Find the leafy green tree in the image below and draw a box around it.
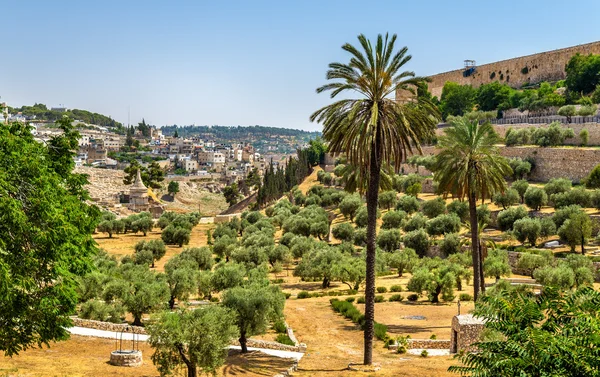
[407,258,456,303]
[354,206,381,228]
[493,188,520,210]
[311,33,440,365]
[580,128,590,146]
[403,213,428,232]
[162,225,191,247]
[294,246,343,288]
[123,160,165,189]
[434,118,511,300]
[386,248,419,277]
[507,158,532,180]
[426,214,461,236]
[223,183,241,206]
[134,239,167,268]
[512,217,541,246]
[524,186,547,211]
[181,247,214,271]
[339,194,362,221]
[164,254,199,309]
[148,306,238,377]
[405,182,422,197]
[447,200,469,222]
[378,191,397,210]
[439,233,462,256]
[168,181,179,198]
[421,197,446,218]
[483,249,511,282]
[332,222,355,242]
[439,82,476,119]
[516,250,553,278]
[558,212,592,254]
[511,180,529,203]
[0,119,101,356]
[551,187,592,209]
[565,53,600,94]
[476,81,512,111]
[377,229,402,252]
[497,206,528,231]
[333,254,367,290]
[211,263,245,292]
[381,210,407,229]
[403,229,430,257]
[450,287,600,376]
[222,283,285,353]
[558,105,577,123]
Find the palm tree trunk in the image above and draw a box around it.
[469,190,481,301]
[363,148,381,366]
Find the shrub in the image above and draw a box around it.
[426,214,461,236]
[403,229,430,257]
[377,229,402,252]
[396,195,420,214]
[477,204,491,225]
[580,129,589,146]
[357,296,366,304]
[284,292,291,299]
[512,180,529,203]
[353,227,367,247]
[459,293,473,301]
[447,200,469,222]
[430,334,437,340]
[389,294,403,302]
[276,334,295,346]
[551,188,591,209]
[273,320,287,334]
[439,233,461,256]
[79,300,124,323]
[407,293,419,302]
[297,291,311,299]
[376,286,388,293]
[539,217,557,239]
[374,295,386,303]
[403,213,427,232]
[355,206,380,228]
[513,217,542,245]
[553,205,584,228]
[345,297,355,303]
[421,197,447,218]
[421,349,429,358]
[524,187,548,211]
[578,104,598,117]
[545,178,572,196]
[332,223,355,243]
[497,206,529,231]
[374,323,388,341]
[390,285,403,292]
[493,188,520,209]
[382,210,407,229]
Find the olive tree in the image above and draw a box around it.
[386,248,419,277]
[134,239,166,268]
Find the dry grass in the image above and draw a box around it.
[0,336,296,377]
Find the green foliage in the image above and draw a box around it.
[580,128,590,146]
[512,218,541,245]
[447,200,469,222]
[553,205,585,228]
[297,291,310,299]
[222,283,285,352]
[493,188,520,209]
[396,195,420,214]
[381,210,407,229]
[123,161,165,189]
[211,263,246,292]
[578,104,598,117]
[223,183,241,206]
[276,334,295,346]
[354,206,380,228]
[376,286,388,293]
[497,206,529,231]
[405,182,422,197]
[403,229,430,257]
[558,211,592,253]
[147,306,238,377]
[407,294,419,302]
[167,181,179,197]
[450,287,600,376]
[511,180,529,203]
[0,119,102,356]
[439,233,462,256]
[377,229,402,252]
[403,213,427,232]
[458,293,473,301]
[407,258,456,303]
[507,158,532,180]
[439,81,476,119]
[524,186,548,211]
[386,248,419,277]
[426,214,461,236]
[565,53,600,94]
[378,190,398,210]
[134,239,166,268]
[79,299,124,323]
[587,164,600,189]
[161,225,191,247]
[516,250,553,278]
[421,197,447,218]
[545,178,572,196]
[551,187,591,209]
[339,194,362,221]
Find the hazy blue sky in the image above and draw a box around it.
[4,0,599,131]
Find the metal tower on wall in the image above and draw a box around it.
[463,60,476,77]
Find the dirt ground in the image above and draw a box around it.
[0,336,295,377]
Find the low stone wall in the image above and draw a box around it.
[407,339,451,350]
[71,317,147,334]
[230,339,306,353]
[109,350,143,367]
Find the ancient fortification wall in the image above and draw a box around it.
[412,145,600,183]
[422,41,600,98]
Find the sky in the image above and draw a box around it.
[3,0,600,131]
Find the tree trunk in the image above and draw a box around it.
[469,190,482,301]
[132,315,142,327]
[582,235,586,255]
[187,365,197,377]
[479,242,486,294]
[177,344,196,377]
[363,146,381,366]
[169,295,175,310]
[322,277,330,288]
[240,331,248,353]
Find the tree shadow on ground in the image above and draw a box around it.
[221,350,296,376]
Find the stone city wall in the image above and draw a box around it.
[421,41,600,98]
[411,145,600,183]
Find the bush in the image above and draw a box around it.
[497,206,529,231]
[553,205,584,228]
[512,180,529,203]
[376,287,388,294]
[403,213,428,232]
[459,293,473,301]
[551,188,591,209]
[273,320,287,334]
[79,300,124,323]
[345,297,355,303]
[580,129,589,146]
[355,206,380,228]
[477,204,491,225]
[374,323,388,341]
[276,334,295,346]
[493,188,520,209]
[377,229,402,252]
[357,296,366,304]
[390,285,403,292]
[513,217,542,245]
[396,195,420,214]
[403,229,430,257]
[375,295,386,303]
[389,294,403,302]
[353,228,367,247]
[447,200,469,222]
[297,291,311,299]
[332,223,355,243]
[524,186,548,211]
[421,349,429,358]
[426,214,461,236]
[545,178,572,196]
[439,233,461,256]
[381,210,407,229]
[284,292,291,299]
[407,293,419,302]
[421,197,446,218]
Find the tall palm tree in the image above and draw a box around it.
[433,118,511,301]
[310,33,439,365]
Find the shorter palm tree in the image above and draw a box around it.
[434,118,511,300]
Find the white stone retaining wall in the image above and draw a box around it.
[71,317,147,334]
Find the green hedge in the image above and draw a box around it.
[330,299,388,341]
